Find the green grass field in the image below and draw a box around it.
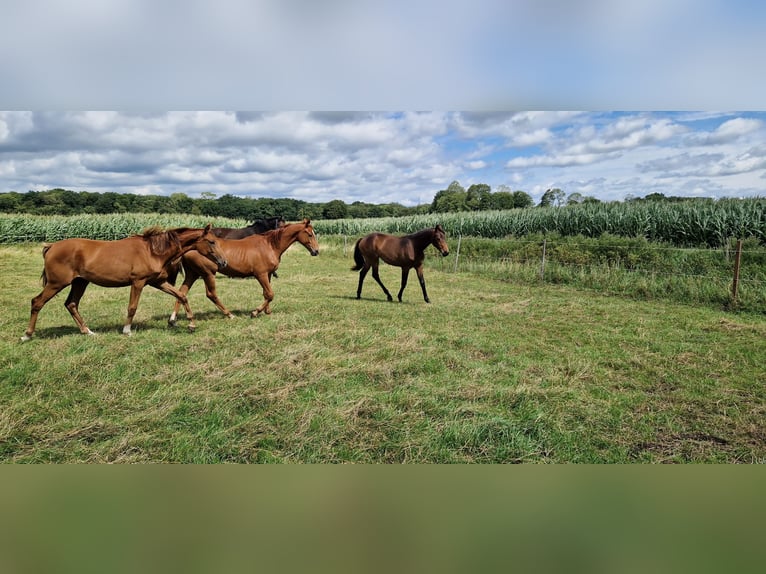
[1,238,764,462]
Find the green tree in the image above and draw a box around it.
[511,190,533,208]
[322,199,348,219]
[169,192,195,214]
[566,192,585,205]
[431,181,467,213]
[539,188,565,207]
[466,183,492,211]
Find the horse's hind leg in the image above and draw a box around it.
[356,266,369,299]
[201,273,234,318]
[22,282,67,341]
[371,263,393,301]
[252,273,274,317]
[397,268,411,302]
[64,278,95,335]
[168,272,197,327]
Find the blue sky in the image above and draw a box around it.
[1,111,764,205]
[1,2,765,206]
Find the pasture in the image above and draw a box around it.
[1,237,764,463]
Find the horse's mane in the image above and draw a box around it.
[139,226,187,257]
[406,227,436,240]
[261,225,286,249]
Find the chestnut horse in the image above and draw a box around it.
[168,219,319,325]
[166,216,287,286]
[21,225,227,341]
[351,225,449,303]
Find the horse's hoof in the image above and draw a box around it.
[187,325,196,333]
[20,334,31,342]
[168,319,177,328]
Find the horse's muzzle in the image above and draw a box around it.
[441,250,449,257]
[218,258,229,268]
[310,250,319,256]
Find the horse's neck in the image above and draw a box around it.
[271,226,301,255]
[408,229,433,252]
[167,231,196,263]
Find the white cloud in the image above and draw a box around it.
[1,111,765,205]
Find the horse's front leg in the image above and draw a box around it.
[252,272,274,317]
[123,282,147,335]
[415,264,430,303]
[154,281,198,332]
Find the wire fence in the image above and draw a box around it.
[340,234,766,312]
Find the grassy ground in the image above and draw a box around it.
[1,239,764,462]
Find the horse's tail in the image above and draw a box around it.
[350,239,365,271]
[40,243,52,286]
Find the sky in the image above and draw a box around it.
[2,1,765,207]
[1,111,765,206]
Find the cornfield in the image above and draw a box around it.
[1,197,764,248]
[0,213,247,243]
[315,198,766,248]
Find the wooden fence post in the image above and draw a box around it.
[453,234,462,273]
[540,239,547,280]
[731,239,743,301]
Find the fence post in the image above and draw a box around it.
[540,239,547,280]
[453,234,462,273]
[343,234,347,257]
[731,239,743,301]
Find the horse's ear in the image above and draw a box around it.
[204,223,212,233]
[303,218,311,225]
[435,224,443,232]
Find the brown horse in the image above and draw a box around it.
[351,225,449,303]
[21,225,227,341]
[212,216,286,239]
[168,219,319,325]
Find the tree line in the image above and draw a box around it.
[0,184,706,220]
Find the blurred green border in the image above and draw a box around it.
[1,466,763,574]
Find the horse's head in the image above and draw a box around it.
[298,218,320,256]
[432,224,449,257]
[193,224,228,268]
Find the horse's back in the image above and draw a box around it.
[214,228,249,239]
[185,234,272,277]
[359,232,415,266]
[42,236,149,286]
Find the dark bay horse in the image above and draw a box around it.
[21,225,227,341]
[212,216,286,239]
[351,225,449,303]
[168,219,319,324]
